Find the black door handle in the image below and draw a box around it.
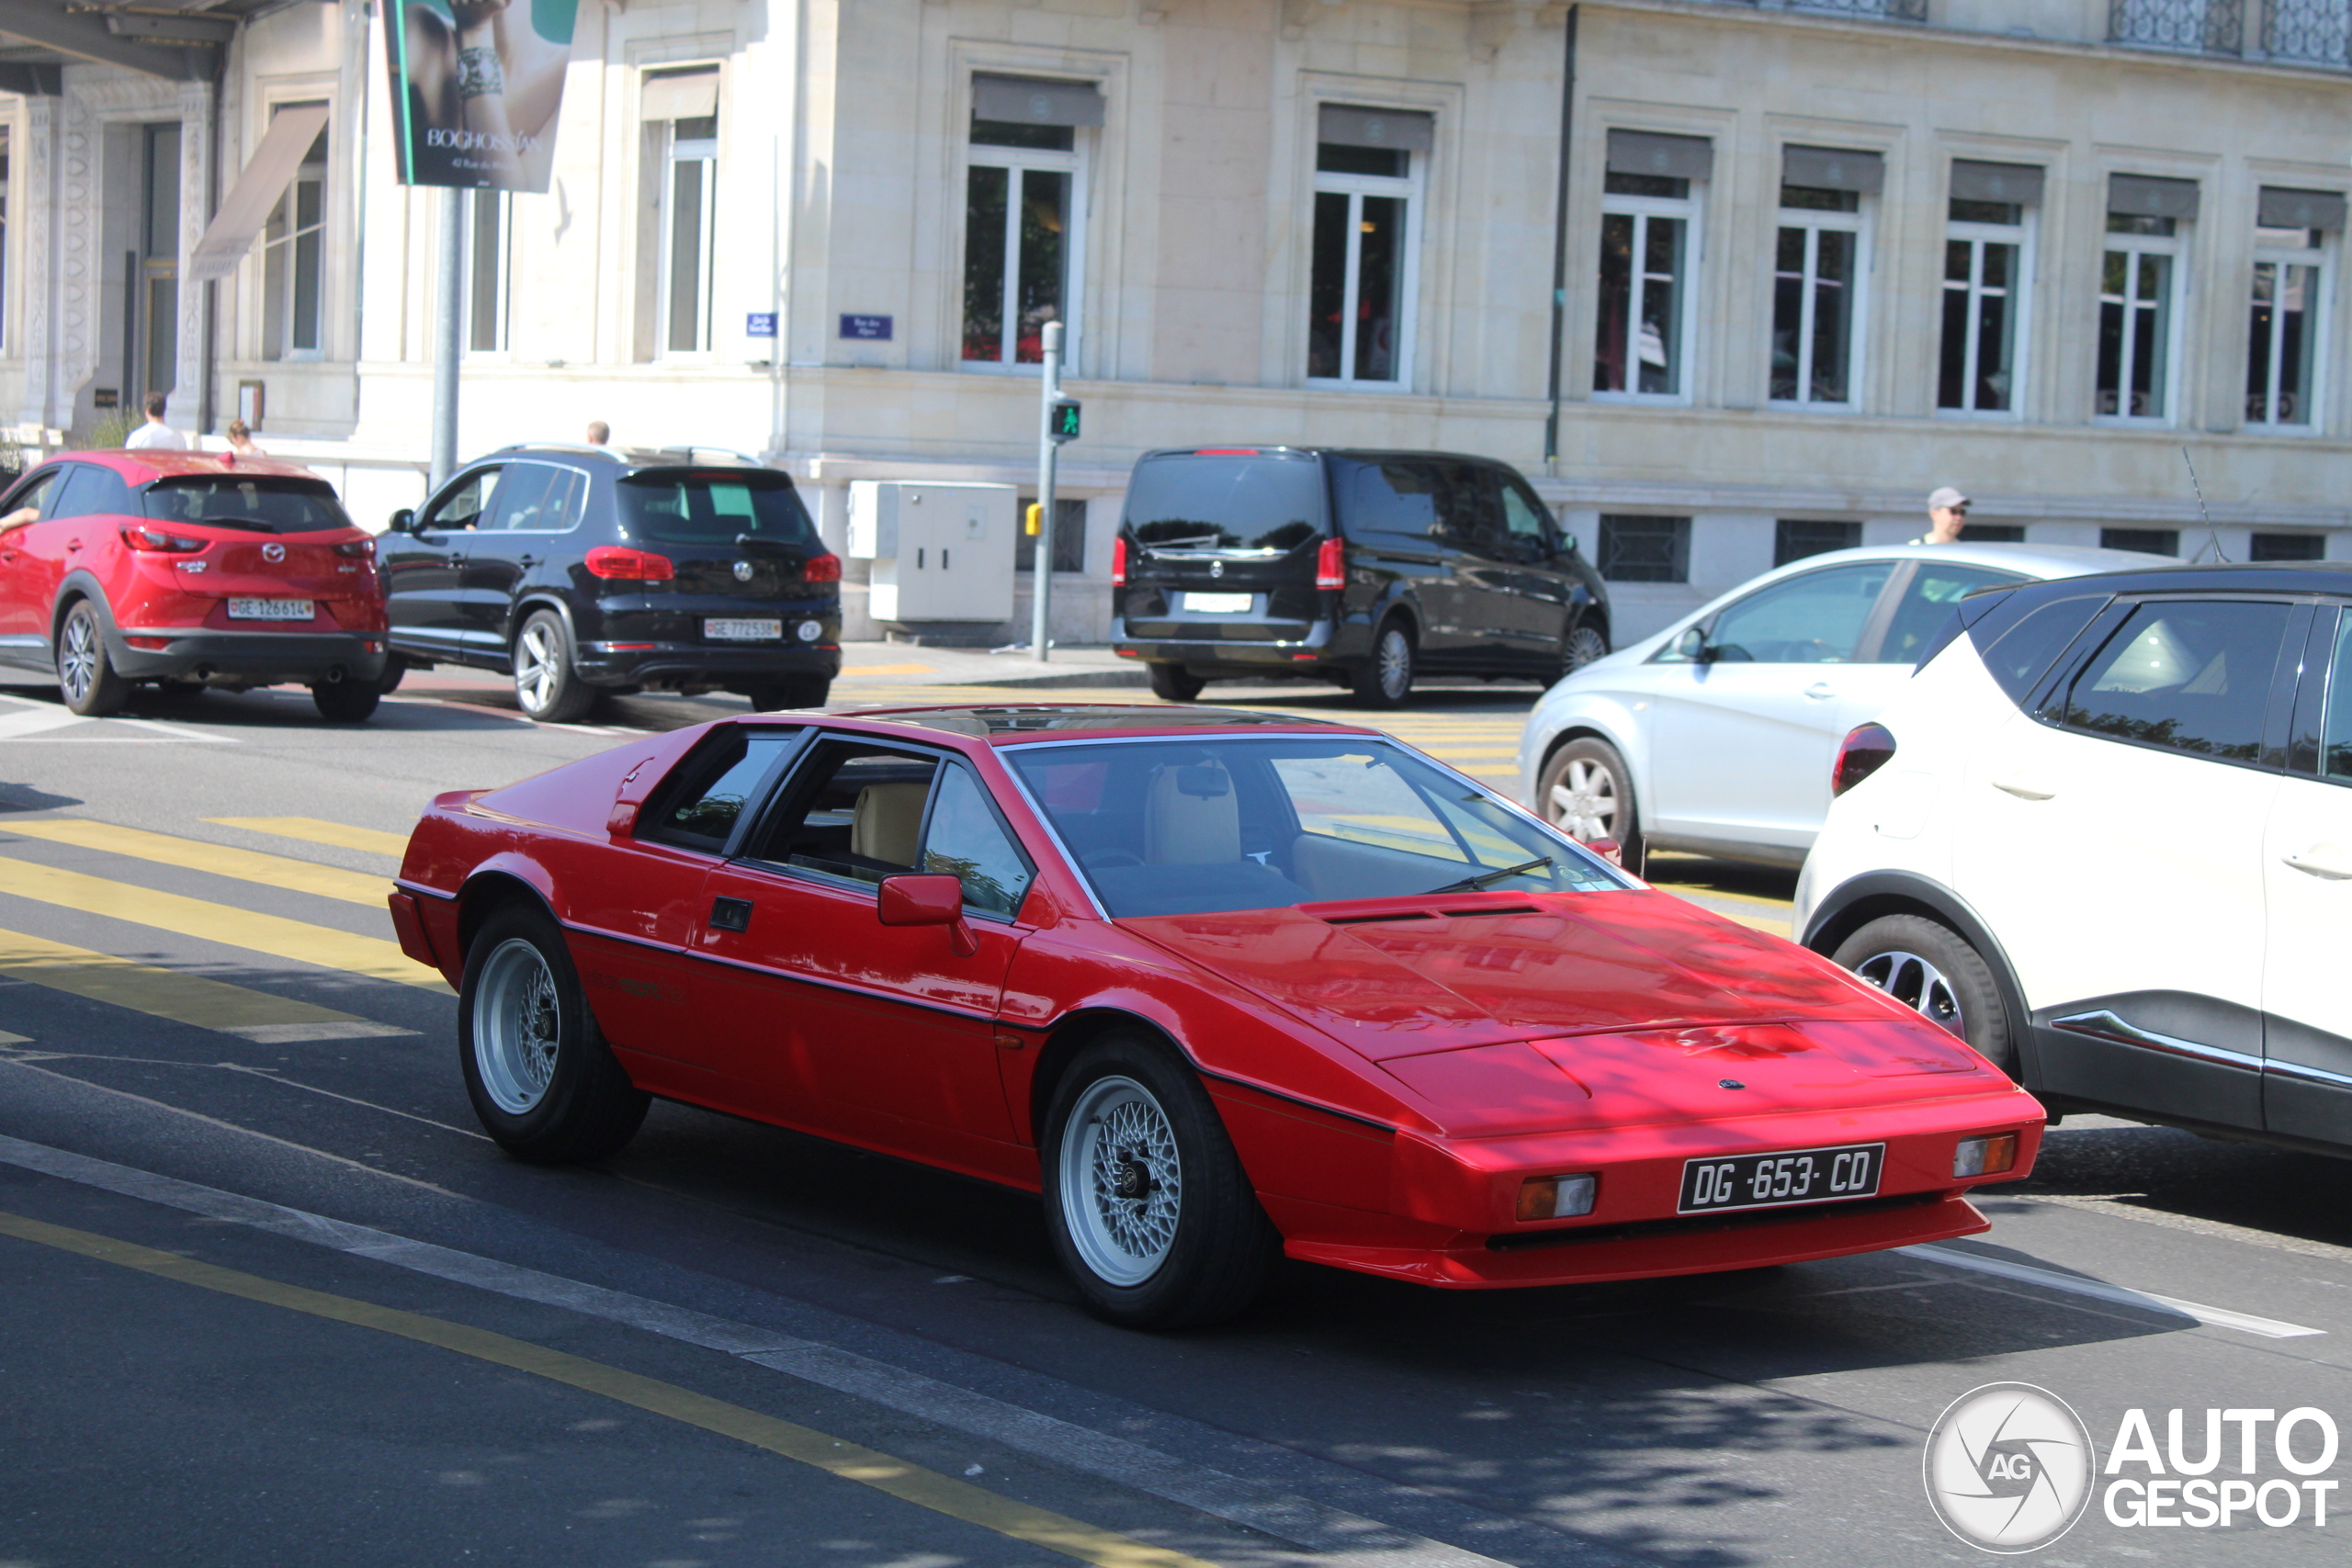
[515,555,540,569]
[709,897,752,932]
[447,553,468,567]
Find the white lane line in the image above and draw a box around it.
[1903,1244,2325,1338]
[109,716,237,742]
[0,706,88,739]
[0,1133,1537,1568]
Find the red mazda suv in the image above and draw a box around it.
[0,450,390,721]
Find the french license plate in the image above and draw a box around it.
[1678,1142,1883,1214]
[227,598,313,621]
[706,618,783,641]
[1182,592,1252,614]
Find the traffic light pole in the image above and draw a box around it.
[1031,320,1063,664]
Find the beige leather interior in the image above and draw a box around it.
[1144,764,1239,863]
[851,781,930,867]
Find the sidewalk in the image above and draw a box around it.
[835,642,1144,690]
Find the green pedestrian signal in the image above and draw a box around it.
[1049,399,1081,443]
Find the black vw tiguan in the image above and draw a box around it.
[380,446,840,721]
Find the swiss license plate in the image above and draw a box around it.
[227,598,313,621]
[1182,592,1252,614]
[1678,1143,1883,1214]
[706,618,783,641]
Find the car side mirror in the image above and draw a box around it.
[1674,626,1715,664]
[1559,531,1578,557]
[387,508,415,534]
[877,873,978,956]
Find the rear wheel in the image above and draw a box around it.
[55,601,129,717]
[1830,914,2016,1075]
[1559,621,1610,680]
[1349,620,1415,708]
[458,903,650,1163]
[512,610,598,723]
[745,676,831,711]
[1146,663,1206,703]
[311,680,380,723]
[1538,738,1639,867]
[377,653,409,694]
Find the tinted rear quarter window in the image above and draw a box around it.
[144,476,350,534]
[640,728,802,851]
[1338,458,1485,546]
[620,470,820,547]
[1972,593,2107,703]
[1123,454,1326,552]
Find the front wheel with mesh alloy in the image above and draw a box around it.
[1559,622,1610,680]
[55,602,129,717]
[1831,913,2015,1075]
[1042,1033,1278,1328]
[512,610,598,723]
[1349,621,1415,708]
[1146,663,1206,702]
[458,904,649,1163]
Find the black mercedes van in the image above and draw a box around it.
[1111,447,1609,706]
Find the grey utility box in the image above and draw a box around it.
[846,481,1018,623]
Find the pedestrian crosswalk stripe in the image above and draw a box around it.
[0,926,417,1039]
[207,817,411,858]
[6,819,390,907]
[0,857,446,991]
[1419,747,1521,759]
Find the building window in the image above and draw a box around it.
[1597,515,1690,582]
[465,189,510,355]
[1775,518,1860,566]
[1595,130,1709,400]
[1306,106,1428,386]
[262,125,327,362]
[1016,496,1087,573]
[1770,148,1878,408]
[963,74,1100,370]
[0,129,10,355]
[2246,188,2341,430]
[2251,531,2325,560]
[1939,162,2041,414]
[2098,175,2196,422]
[2101,526,2180,555]
[661,117,716,355]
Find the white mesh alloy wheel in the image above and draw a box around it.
[1058,1075,1184,1286]
[473,937,562,1114]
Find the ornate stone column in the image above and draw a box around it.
[175,78,212,428]
[16,93,54,429]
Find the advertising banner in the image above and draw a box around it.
[383,0,577,191]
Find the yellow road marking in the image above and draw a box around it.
[0,858,446,991]
[6,819,390,907]
[0,1210,1224,1568]
[1646,879,1799,914]
[207,817,411,858]
[838,662,939,677]
[0,926,413,1040]
[1706,908,1794,938]
[1418,748,1521,759]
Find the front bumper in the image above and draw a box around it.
[111,627,388,687]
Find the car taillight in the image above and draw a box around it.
[584,546,675,581]
[800,552,842,583]
[121,526,203,553]
[1832,722,1896,796]
[1315,536,1346,591]
[334,538,376,558]
[1111,536,1128,586]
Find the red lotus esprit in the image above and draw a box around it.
[390,705,2044,1327]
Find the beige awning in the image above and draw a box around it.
[187,103,330,283]
[642,69,718,122]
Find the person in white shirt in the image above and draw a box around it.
[124,392,187,452]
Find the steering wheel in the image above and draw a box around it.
[1082,848,1143,869]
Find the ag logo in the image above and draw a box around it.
[262,542,285,563]
[733,559,754,581]
[1923,1382,2095,1553]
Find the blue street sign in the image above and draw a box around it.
[745,311,777,337]
[840,314,894,341]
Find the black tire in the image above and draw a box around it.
[1537,737,1641,870]
[377,653,409,694]
[1041,1032,1279,1329]
[1146,663,1206,703]
[512,609,599,723]
[55,600,129,717]
[311,680,380,723]
[1349,618,1416,708]
[1558,620,1610,682]
[745,675,831,711]
[1830,913,2016,1075]
[458,903,650,1163]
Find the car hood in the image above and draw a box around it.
[1117,890,1921,1061]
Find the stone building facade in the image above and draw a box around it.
[0,0,2346,644]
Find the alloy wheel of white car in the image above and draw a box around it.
[1852,948,1966,1036]
[1549,757,1622,840]
[1058,1073,1184,1287]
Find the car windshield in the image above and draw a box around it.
[1123,454,1326,555]
[1006,736,1625,918]
[143,477,351,534]
[617,469,820,547]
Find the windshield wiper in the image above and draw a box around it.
[1423,856,1553,896]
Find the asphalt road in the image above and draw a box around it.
[2,666,2348,1567]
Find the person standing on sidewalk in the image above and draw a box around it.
[125,393,186,452]
[1913,486,1969,545]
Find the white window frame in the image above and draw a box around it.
[2245,225,2330,433]
[1938,206,2035,420]
[462,187,512,359]
[261,151,326,364]
[961,129,1088,375]
[1592,179,1701,406]
[1305,147,1423,391]
[2096,220,2188,425]
[656,120,718,359]
[1769,192,1869,412]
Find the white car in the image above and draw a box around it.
[1517,542,2173,867]
[1797,560,2352,1155]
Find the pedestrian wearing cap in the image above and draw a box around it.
[1914,487,1969,545]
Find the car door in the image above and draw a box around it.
[1338,459,1469,660]
[0,468,65,652]
[2260,604,2352,1145]
[690,736,1036,1180]
[382,465,501,661]
[1952,595,2295,1129]
[463,460,587,653]
[1645,560,1897,854]
[1444,469,1573,673]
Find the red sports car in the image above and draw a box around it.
[0,449,388,720]
[390,705,2044,1327]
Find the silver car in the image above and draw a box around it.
[1516,542,2175,868]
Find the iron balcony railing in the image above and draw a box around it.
[1745,0,1931,21]
[2109,0,2352,65]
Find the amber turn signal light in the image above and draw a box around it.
[1517,1174,1598,1222]
[1953,1133,2018,1179]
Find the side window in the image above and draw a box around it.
[639,728,803,852]
[750,740,942,888]
[920,764,1035,918]
[1347,461,1445,540]
[2062,600,2291,764]
[488,464,587,533]
[1497,479,1552,557]
[0,469,62,525]
[1871,565,2024,665]
[1975,594,2107,703]
[424,467,503,531]
[1694,563,1894,664]
[46,466,107,521]
[2322,614,2352,782]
